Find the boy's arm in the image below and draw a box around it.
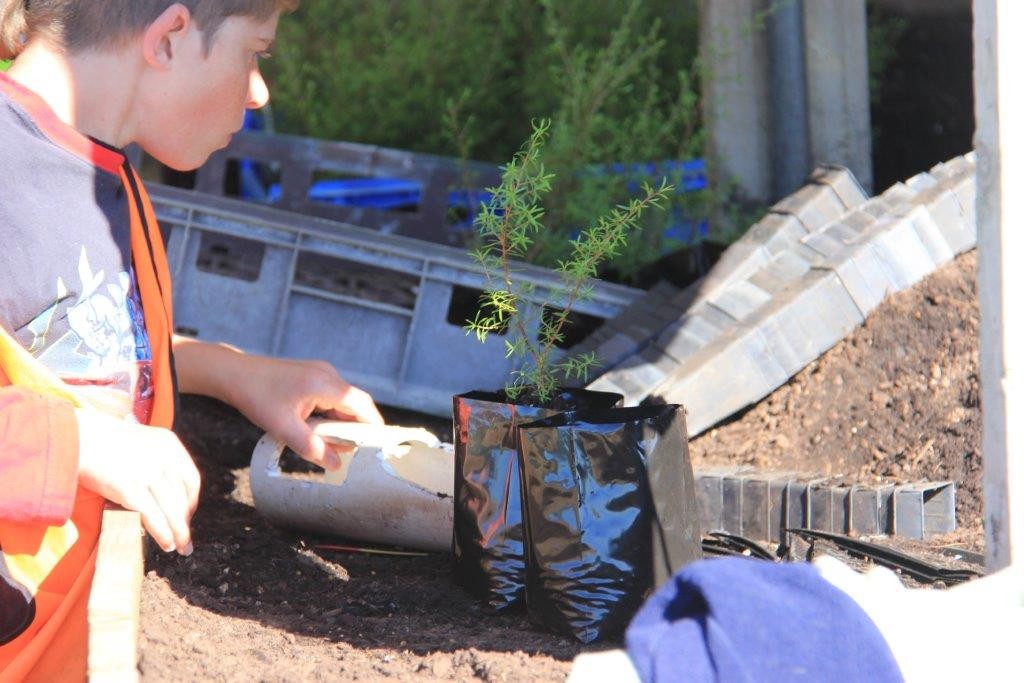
[172,335,383,471]
[0,390,199,555]
[0,387,79,525]
[75,407,200,554]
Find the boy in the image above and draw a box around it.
[0,1,382,678]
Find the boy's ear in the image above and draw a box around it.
[141,3,193,69]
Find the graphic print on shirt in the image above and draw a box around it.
[26,247,154,423]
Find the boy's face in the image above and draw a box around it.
[136,11,280,171]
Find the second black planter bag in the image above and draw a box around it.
[517,404,702,643]
[452,388,622,611]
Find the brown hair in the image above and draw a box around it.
[0,0,299,60]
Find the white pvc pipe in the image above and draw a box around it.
[249,421,454,552]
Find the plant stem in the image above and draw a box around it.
[535,189,665,376]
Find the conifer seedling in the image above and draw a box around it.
[466,119,673,404]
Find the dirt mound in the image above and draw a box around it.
[691,250,982,539]
[140,250,982,679]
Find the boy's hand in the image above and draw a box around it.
[76,408,201,555]
[172,337,385,471]
[224,356,384,471]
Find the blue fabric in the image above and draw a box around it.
[625,558,903,682]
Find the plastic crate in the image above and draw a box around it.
[151,184,642,417]
[197,129,709,246]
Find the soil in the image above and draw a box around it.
[140,399,579,683]
[139,250,983,681]
[689,250,983,546]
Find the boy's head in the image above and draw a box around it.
[0,1,298,59]
[0,1,299,170]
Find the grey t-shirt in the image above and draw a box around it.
[0,73,154,423]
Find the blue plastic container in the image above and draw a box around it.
[265,177,422,210]
[230,124,709,248]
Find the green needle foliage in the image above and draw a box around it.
[467,120,673,404]
[266,0,711,282]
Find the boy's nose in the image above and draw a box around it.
[247,68,270,109]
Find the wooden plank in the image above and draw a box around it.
[975,0,1024,570]
[87,507,144,682]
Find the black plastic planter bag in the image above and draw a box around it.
[452,388,623,611]
[517,404,701,643]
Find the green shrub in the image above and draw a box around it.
[266,1,699,164]
[516,0,709,279]
[266,1,717,282]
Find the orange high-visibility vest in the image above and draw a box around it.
[0,163,175,682]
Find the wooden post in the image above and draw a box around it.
[700,0,773,203]
[767,0,811,199]
[802,0,873,192]
[700,0,873,203]
[974,0,1024,570]
[87,507,144,682]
